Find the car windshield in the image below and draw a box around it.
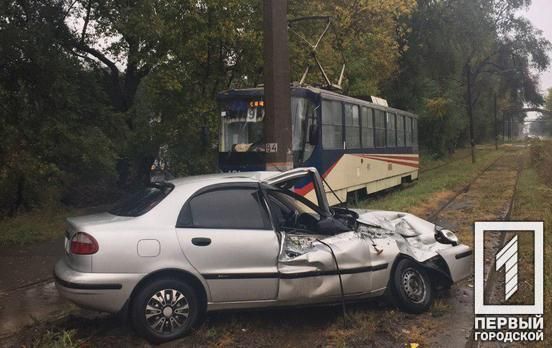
[109,183,174,217]
[269,190,320,219]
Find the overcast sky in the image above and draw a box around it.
[523,0,552,92]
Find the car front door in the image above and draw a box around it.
[263,186,375,303]
[175,183,280,302]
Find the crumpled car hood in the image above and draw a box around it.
[276,209,472,301]
[279,209,461,264]
[355,209,454,262]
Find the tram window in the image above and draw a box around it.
[405,117,413,146]
[322,100,343,149]
[397,114,405,147]
[344,104,360,149]
[292,97,317,162]
[386,112,396,147]
[361,107,374,148]
[374,109,386,147]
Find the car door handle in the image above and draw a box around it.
[191,237,211,246]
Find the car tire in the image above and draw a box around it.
[130,279,200,343]
[392,259,433,314]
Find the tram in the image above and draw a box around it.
[217,85,419,205]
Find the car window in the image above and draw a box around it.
[177,187,271,229]
[266,189,321,233]
[109,183,174,217]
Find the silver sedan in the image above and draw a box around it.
[54,167,472,343]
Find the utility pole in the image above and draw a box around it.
[494,93,498,150]
[263,0,292,171]
[466,64,476,163]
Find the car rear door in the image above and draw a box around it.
[175,183,280,302]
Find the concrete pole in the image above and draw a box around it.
[263,0,293,171]
[494,94,498,150]
[466,65,476,163]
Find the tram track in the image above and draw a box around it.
[420,149,525,348]
[426,155,505,223]
[464,154,524,348]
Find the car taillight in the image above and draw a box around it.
[70,232,99,255]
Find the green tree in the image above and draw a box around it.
[384,0,550,158]
[546,88,552,111]
[0,0,120,214]
[58,0,264,186]
[288,0,416,98]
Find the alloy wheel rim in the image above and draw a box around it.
[145,289,190,334]
[402,268,426,303]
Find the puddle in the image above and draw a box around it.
[0,281,73,338]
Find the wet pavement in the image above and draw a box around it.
[0,281,73,339]
[0,238,72,340]
[0,238,64,291]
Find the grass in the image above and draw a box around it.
[355,146,510,214]
[0,206,85,246]
[31,329,80,348]
[430,298,451,318]
[418,146,473,171]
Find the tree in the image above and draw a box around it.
[288,0,416,98]
[0,0,120,214]
[383,0,550,158]
[461,0,549,161]
[54,0,264,186]
[546,88,552,111]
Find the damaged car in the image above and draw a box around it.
[54,167,472,343]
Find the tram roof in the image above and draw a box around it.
[217,85,417,119]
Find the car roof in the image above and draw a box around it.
[167,171,281,188]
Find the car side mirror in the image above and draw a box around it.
[308,124,319,145]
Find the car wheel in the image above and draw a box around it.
[392,259,433,313]
[131,279,200,343]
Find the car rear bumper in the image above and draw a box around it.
[54,259,144,313]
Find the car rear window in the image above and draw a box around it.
[109,183,174,217]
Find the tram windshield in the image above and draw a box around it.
[220,99,265,152]
[219,97,317,161]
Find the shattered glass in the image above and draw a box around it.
[280,233,318,260]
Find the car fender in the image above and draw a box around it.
[436,244,473,283]
[127,267,212,309]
